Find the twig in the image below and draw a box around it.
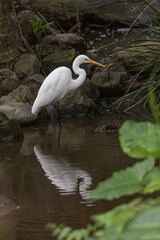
[37,11,63,48]
[69,23,82,32]
[11,3,47,76]
[52,16,65,33]
[12,12,34,54]
[76,0,81,32]
[117,54,156,110]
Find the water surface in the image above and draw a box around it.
[0,117,136,240]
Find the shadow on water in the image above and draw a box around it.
[0,116,138,240]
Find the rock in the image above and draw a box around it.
[0,69,20,96]
[80,78,100,103]
[0,84,40,124]
[14,53,40,78]
[91,65,127,97]
[24,74,44,85]
[42,33,87,53]
[59,89,97,117]
[0,112,24,142]
[93,1,152,25]
[39,43,61,59]
[20,0,155,28]
[0,193,17,217]
[0,84,39,105]
[0,103,37,124]
[94,124,119,133]
[114,41,160,73]
[17,10,37,46]
[21,0,89,23]
[42,49,78,74]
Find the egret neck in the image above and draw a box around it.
[71,57,87,91]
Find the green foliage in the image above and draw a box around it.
[143,173,160,193]
[92,198,151,232]
[113,0,160,111]
[118,207,160,240]
[149,87,160,123]
[19,93,23,101]
[48,198,160,240]
[92,199,160,240]
[119,120,160,158]
[48,105,160,239]
[47,76,160,238]
[89,157,154,200]
[47,223,72,240]
[29,16,54,42]
[47,223,91,240]
[98,206,160,240]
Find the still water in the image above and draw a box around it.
[0,116,136,240]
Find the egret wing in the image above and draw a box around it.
[32,67,72,114]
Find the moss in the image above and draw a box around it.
[42,49,78,74]
[83,86,100,103]
[59,101,97,117]
[0,112,24,142]
[0,0,17,63]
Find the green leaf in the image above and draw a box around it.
[120,207,160,240]
[119,120,160,159]
[93,198,143,232]
[99,206,160,240]
[89,158,155,200]
[19,93,23,101]
[57,226,71,240]
[149,88,160,123]
[143,174,160,194]
[93,197,160,236]
[67,229,89,240]
[29,15,53,42]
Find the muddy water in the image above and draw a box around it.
[0,116,137,240]
[83,27,152,55]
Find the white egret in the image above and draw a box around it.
[32,55,105,127]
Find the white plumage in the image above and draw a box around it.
[32,55,105,115]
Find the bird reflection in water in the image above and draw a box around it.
[34,145,94,206]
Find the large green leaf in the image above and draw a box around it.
[100,206,160,240]
[47,198,160,240]
[143,174,160,194]
[93,198,144,232]
[119,120,160,159]
[93,197,160,235]
[89,158,154,200]
[120,206,160,240]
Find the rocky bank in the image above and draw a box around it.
[0,0,157,136]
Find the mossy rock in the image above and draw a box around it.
[59,89,97,117]
[80,79,100,103]
[0,112,24,142]
[42,49,79,75]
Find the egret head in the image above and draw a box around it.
[75,55,105,68]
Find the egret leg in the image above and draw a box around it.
[51,107,56,133]
[47,104,62,130]
[56,102,62,129]
[47,105,56,132]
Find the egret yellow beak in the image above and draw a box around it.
[86,58,105,68]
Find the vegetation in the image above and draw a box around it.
[44,3,160,238]
[114,0,160,111]
[0,0,17,63]
[46,90,160,239]
[29,16,54,42]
